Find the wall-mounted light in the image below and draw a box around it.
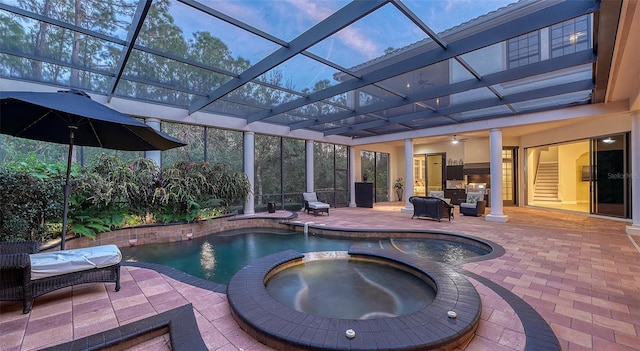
[569,32,584,45]
[602,137,615,144]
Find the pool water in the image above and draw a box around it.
[266,259,436,319]
[121,229,488,284]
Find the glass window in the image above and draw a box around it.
[315,142,337,206]
[375,153,389,202]
[282,138,305,208]
[0,134,143,167]
[335,145,349,207]
[205,128,243,173]
[508,31,540,69]
[254,134,281,210]
[361,150,389,202]
[502,149,513,202]
[551,15,591,58]
[0,135,68,164]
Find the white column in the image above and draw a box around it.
[243,132,255,215]
[349,146,357,207]
[486,128,509,222]
[144,118,161,166]
[627,112,640,235]
[306,140,314,192]
[401,138,414,214]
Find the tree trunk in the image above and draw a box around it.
[33,0,52,80]
[70,0,83,87]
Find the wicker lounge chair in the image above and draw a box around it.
[302,192,330,216]
[0,241,121,313]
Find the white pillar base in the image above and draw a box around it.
[349,203,357,208]
[486,214,509,223]
[626,225,640,236]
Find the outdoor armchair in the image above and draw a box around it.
[459,191,486,216]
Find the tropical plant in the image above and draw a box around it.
[152,161,250,222]
[0,148,253,240]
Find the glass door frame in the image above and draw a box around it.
[590,133,630,218]
[426,153,446,193]
[502,147,518,206]
[413,152,446,196]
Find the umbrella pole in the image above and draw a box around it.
[61,126,77,250]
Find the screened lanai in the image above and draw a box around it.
[1,0,638,227]
[0,0,608,135]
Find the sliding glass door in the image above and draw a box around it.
[361,150,389,203]
[591,134,629,217]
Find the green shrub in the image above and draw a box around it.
[0,167,63,242]
[1,154,253,240]
[1,217,30,242]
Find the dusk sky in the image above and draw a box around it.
[170,0,516,91]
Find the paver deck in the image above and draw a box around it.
[1,204,639,350]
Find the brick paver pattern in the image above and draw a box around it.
[1,204,639,351]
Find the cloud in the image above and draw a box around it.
[282,0,380,59]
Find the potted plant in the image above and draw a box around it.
[393,178,404,201]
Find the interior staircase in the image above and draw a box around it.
[534,162,560,202]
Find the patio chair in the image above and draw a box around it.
[459,191,486,217]
[0,241,121,313]
[302,192,330,216]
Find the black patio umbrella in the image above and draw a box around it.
[0,89,186,249]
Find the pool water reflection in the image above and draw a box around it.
[266,258,436,319]
[121,229,488,285]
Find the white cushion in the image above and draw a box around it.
[428,191,444,199]
[465,191,484,204]
[303,192,318,202]
[460,202,476,209]
[30,245,122,280]
[308,201,330,209]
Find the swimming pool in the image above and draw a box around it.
[120,228,489,285]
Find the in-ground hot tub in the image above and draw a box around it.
[266,251,436,320]
[227,247,481,351]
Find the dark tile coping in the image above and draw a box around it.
[456,268,561,351]
[41,304,206,351]
[227,248,481,351]
[120,226,557,351]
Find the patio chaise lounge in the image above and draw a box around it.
[0,241,121,313]
[302,192,330,216]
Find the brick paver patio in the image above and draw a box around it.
[1,204,639,350]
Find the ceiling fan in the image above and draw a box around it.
[451,135,467,144]
[417,73,433,86]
